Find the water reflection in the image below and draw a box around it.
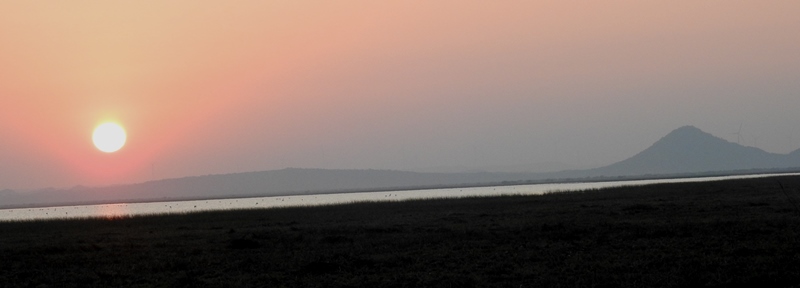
[96,204,130,220]
[1,172,797,221]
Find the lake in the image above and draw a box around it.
[2,172,798,221]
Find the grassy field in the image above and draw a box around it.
[2,175,800,287]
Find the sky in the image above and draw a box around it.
[1,1,799,190]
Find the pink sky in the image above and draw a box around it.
[2,1,800,189]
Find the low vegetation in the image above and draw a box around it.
[2,176,800,287]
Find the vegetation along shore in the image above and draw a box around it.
[2,175,800,287]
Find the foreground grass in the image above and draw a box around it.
[2,176,800,287]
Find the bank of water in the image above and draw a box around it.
[2,172,798,221]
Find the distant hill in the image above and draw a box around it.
[3,125,800,208]
[585,126,800,177]
[0,169,535,208]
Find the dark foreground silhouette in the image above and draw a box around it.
[2,175,800,287]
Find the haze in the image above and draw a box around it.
[2,1,799,190]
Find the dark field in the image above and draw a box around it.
[3,176,800,287]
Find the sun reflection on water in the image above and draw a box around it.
[96,203,130,220]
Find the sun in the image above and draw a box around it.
[93,122,127,153]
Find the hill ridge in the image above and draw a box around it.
[3,125,800,208]
[589,125,799,176]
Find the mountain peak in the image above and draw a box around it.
[661,125,713,141]
[652,125,727,149]
[669,125,704,134]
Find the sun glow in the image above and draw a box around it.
[93,123,127,153]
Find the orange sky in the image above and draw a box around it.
[2,1,800,189]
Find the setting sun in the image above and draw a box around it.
[92,123,127,153]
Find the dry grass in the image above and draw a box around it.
[2,176,800,287]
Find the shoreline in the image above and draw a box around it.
[0,173,800,221]
[3,168,800,212]
[2,175,800,287]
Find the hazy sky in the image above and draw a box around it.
[2,1,799,190]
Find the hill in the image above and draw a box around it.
[0,169,535,208]
[586,125,800,176]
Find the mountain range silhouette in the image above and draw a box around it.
[3,126,800,208]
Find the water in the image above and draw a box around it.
[2,172,798,221]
